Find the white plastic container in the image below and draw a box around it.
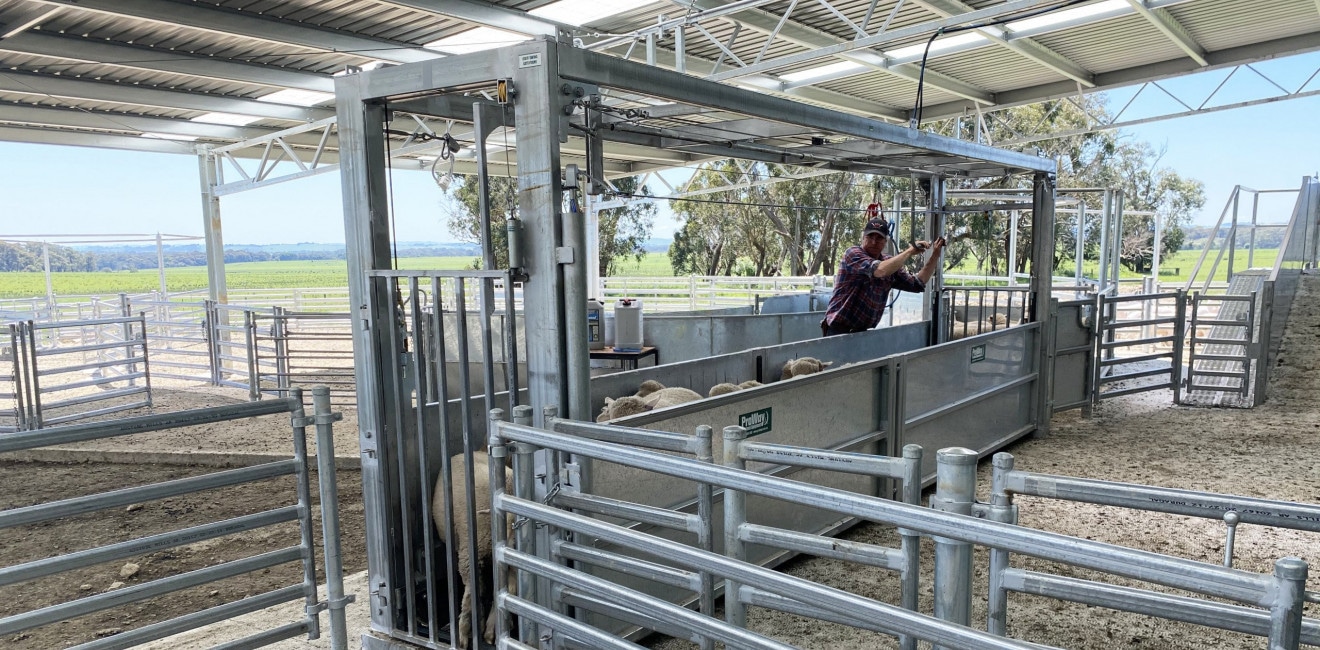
[614,298,644,352]
[587,299,605,350]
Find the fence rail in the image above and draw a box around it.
[0,389,351,650]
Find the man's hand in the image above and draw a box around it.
[910,240,931,253]
[928,236,947,257]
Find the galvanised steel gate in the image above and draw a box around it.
[1186,292,1257,402]
[1093,290,1186,403]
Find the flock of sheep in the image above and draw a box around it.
[596,356,834,422]
[949,311,1011,339]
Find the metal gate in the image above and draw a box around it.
[1185,292,1256,402]
[1093,291,1185,402]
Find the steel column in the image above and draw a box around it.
[931,447,976,646]
[197,145,228,304]
[1031,172,1056,436]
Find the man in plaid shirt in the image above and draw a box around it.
[822,216,945,337]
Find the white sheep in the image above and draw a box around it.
[643,387,703,410]
[431,451,515,649]
[708,382,742,397]
[597,395,651,422]
[738,380,762,389]
[780,357,832,380]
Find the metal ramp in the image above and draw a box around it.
[1183,271,1264,407]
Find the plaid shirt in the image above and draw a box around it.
[824,246,926,331]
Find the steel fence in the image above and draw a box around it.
[9,315,152,429]
[486,418,1314,650]
[0,389,351,650]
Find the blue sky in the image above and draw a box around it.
[1,53,1317,245]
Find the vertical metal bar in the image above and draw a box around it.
[1254,283,1273,405]
[10,324,28,431]
[138,315,153,408]
[430,277,462,646]
[1007,210,1018,286]
[156,232,168,298]
[1111,192,1125,293]
[1267,558,1307,650]
[1098,191,1111,294]
[511,405,537,645]
[453,278,486,650]
[674,26,686,74]
[563,187,590,423]
[488,418,513,650]
[932,446,976,647]
[721,425,749,629]
[1243,290,1256,398]
[407,277,441,644]
[313,387,350,650]
[384,278,419,637]
[1248,191,1259,269]
[898,443,922,650]
[41,241,54,313]
[1153,210,1164,284]
[1188,292,1200,392]
[25,322,42,429]
[245,309,260,400]
[1075,200,1086,285]
[121,294,137,388]
[503,276,520,411]
[1172,290,1186,405]
[987,452,1015,636]
[1031,173,1056,435]
[1228,189,1240,282]
[197,145,228,305]
[274,307,290,396]
[288,388,324,641]
[694,425,715,650]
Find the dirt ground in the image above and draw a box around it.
[4,276,1320,649]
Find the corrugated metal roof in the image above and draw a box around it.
[0,0,1313,170]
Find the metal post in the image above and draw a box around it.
[121,294,138,388]
[987,452,1016,636]
[156,232,168,297]
[1248,190,1260,269]
[287,389,324,642]
[1007,210,1018,286]
[674,25,686,74]
[1075,200,1086,286]
[1228,189,1240,282]
[898,443,922,650]
[1111,191,1125,293]
[1031,173,1057,437]
[585,195,602,301]
[1172,289,1186,405]
[510,404,538,645]
[1097,190,1111,294]
[510,40,569,426]
[197,145,228,304]
[721,425,749,629]
[313,387,351,650]
[927,175,945,330]
[488,414,513,650]
[41,241,54,313]
[695,425,715,650]
[1152,211,1163,285]
[563,181,590,424]
[244,309,260,400]
[1267,558,1307,650]
[931,447,977,645]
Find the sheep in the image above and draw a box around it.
[780,357,833,380]
[643,387,703,410]
[597,395,651,422]
[634,379,665,398]
[431,451,515,649]
[708,382,742,397]
[738,380,762,389]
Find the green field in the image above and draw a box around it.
[0,248,1280,300]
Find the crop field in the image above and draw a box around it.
[0,249,1278,300]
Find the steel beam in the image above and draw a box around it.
[910,0,1094,86]
[918,31,1320,122]
[0,3,61,39]
[685,0,994,104]
[0,124,201,154]
[0,31,336,91]
[1123,0,1208,66]
[558,46,1053,175]
[28,0,440,64]
[0,71,332,122]
[0,103,276,140]
[384,0,564,37]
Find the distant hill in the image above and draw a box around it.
[642,238,671,253]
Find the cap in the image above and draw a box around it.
[863,217,890,237]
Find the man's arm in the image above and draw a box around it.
[872,240,934,279]
[913,237,946,284]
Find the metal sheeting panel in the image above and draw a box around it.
[900,327,1036,480]
[1052,300,1094,412]
[1172,0,1320,51]
[1032,17,1185,73]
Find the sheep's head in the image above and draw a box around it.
[787,357,832,378]
[634,379,665,398]
[607,395,651,420]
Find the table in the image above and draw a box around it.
[589,346,659,371]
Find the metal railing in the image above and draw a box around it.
[8,315,152,429]
[989,451,1320,644]
[0,389,351,650]
[487,418,1313,649]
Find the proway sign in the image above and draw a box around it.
[738,407,772,436]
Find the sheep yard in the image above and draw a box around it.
[3,275,1320,649]
[0,388,369,650]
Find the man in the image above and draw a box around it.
[821,216,946,336]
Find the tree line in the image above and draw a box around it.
[0,241,480,273]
